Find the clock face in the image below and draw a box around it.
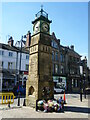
[34,21,40,33]
[42,22,49,32]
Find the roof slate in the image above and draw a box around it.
[0,43,29,54]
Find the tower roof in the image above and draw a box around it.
[35,5,48,19]
[32,6,52,24]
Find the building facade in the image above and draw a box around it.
[51,32,81,93]
[0,36,29,92]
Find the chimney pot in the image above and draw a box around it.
[8,36,14,46]
[25,31,31,47]
[70,45,74,51]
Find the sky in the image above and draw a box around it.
[88,1,90,68]
[0,2,89,66]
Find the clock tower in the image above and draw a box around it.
[26,7,54,107]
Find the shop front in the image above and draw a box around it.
[2,70,15,91]
[53,76,67,93]
[67,75,80,93]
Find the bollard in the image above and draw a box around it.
[18,97,20,106]
[8,101,10,108]
[36,100,38,111]
[80,92,82,102]
[84,90,86,99]
[18,92,20,106]
[23,98,26,106]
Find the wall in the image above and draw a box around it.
[0,48,29,71]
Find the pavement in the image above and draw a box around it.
[0,94,89,119]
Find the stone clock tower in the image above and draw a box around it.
[26,7,54,107]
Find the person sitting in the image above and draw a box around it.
[58,96,64,109]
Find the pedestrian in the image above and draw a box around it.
[58,96,64,109]
[58,96,63,104]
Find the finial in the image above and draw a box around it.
[41,4,43,10]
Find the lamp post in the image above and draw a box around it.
[79,65,83,102]
[17,35,26,106]
[83,73,86,99]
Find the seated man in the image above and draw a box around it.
[58,96,64,109]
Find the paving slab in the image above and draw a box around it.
[0,94,89,119]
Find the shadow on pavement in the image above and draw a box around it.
[65,106,90,114]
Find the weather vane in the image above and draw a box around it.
[41,4,43,10]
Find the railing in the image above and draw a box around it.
[0,92,15,105]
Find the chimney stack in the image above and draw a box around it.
[26,31,31,47]
[8,36,14,47]
[58,39,60,44]
[70,45,74,51]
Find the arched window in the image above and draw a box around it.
[28,86,34,95]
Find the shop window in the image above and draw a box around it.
[29,86,34,95]
[26,64,29,71]
[59,78,62,82]
[61,65,64,74]
[72,79,74,87]
[75,80,78,87]
[55,64,58,74]
[73,79,75,87]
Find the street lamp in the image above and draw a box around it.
[79,65,83,102]
[17,35,26,106]
[83,73,86,99]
